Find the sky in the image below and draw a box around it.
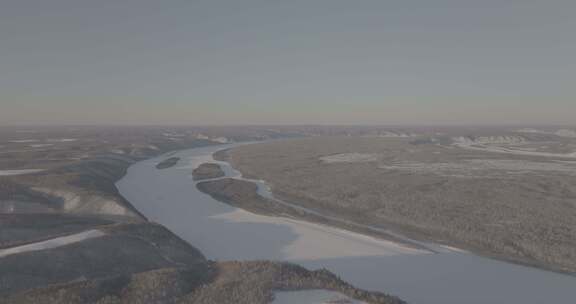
[1,0,575,126]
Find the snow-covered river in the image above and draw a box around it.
[116,144,575,304]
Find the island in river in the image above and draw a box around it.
[192,163,225,181]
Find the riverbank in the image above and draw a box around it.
[116,143,576,304]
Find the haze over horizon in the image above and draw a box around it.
[1,0,575,126]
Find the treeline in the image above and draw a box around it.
[2,261,405,304]
[184,261,405,304]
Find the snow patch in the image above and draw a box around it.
[9,139,39,143]
[15,130,38,133]
[0,230,105,258]
[453,142,576,159]
[555,129,576,138]
[0,169,44,176]
[212,137,230,143]
[516,128,576,138]
[32,187,135,217]
[515,128,548,134]
[371,131,416,138]
[46,138,78,142]
[163,132,186,137]
[30,144,54,148]
[320,153,379,164]
[452,135,526,145]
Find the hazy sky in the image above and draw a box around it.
[1,0,575,125]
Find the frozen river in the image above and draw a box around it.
[116,144,575,304]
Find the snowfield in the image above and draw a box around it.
[319,153,379,164]
[116,144,576,304]
[452,135,527,145]
[9,139,39,143]
[0,230,105,258]
[0,169,44,176]
[46,138,78,142]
